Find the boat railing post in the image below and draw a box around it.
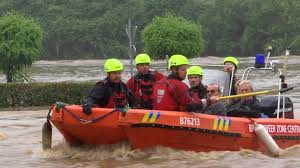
[246,68,254,79]
[281,48,290,118]
[242,67,253,80]
[265,46,272,68]
[282,93,285,118]
[276,70,283,119]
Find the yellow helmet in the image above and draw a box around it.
[187,66,204,76]
[224,56,239,68]
[135,53,151,65]
[168,54,189,69]
[104,58,123,72]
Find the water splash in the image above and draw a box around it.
[37,142,145,161]
[36,141,231,162]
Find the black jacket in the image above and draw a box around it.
[87,77,136,108]
[226,97,261,118]
[205,102,227,116]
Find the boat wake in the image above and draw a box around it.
[37,141,235,162]
[38,141,146,161]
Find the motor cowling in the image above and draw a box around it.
[259,96,294,118]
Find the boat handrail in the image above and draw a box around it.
[241,67,283,80]
[241,67,286,119]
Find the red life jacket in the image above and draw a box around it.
[106,91,128,108]
[153,78,181,111]
[106,88,128,108]
[134,72,156,109]
[97,79,129,108]
[190,89,201,101]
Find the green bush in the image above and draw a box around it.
[0,82,95,108]
[142,14,204,59]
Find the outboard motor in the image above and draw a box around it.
[259,96,294,119]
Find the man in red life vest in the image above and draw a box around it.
[153,54,219,112]
[82,58,136,115]
[126,53,165,109]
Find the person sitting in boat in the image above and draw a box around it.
[126,53,165,109]
[82,58,136,115]
[204,84,227,116]
[223,56,239,95]
[226,80,261,118]
[187,65,207,100]
[152,54,219,112]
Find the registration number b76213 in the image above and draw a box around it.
[179,117,200,126]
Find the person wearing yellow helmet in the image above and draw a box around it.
[187,66,207,102]
[167,54,190,80]
[82,58,136,115]
[126,53,165,109]
[223,56,239,73]
[223,56,240,95]
[153,54,219,112]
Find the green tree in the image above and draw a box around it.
[0,12,43,83]
[142,14,204,59]
[1,0,300,58]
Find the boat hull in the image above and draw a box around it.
[50,105,300,154]
[50,105,126,145]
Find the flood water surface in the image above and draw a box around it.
[0,56,300,168]
[2,110,300,168]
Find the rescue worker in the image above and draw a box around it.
[126,53,165,109]
[227,80,261,118]
[82,58,136,115]
[204,84,227,116]
[153,54,219,112]
[187,65,207,100]
[223,56,239,95]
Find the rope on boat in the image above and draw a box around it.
[54,102,128,125]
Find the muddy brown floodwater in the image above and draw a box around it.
[0,56,300,168]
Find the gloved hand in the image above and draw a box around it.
[82,100,93,115]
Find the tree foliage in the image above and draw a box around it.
[142,14,204,59]
[0,0,299,59]
[0,11,43,83]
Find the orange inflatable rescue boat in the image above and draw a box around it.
[44,54,299,156]
[47,104,300,156]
